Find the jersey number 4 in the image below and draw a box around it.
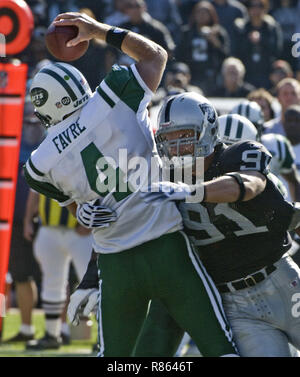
[81,142,133,202]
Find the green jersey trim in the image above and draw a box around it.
[97,86,116,108]
[23,164,71,203]
[281,138,295,171]
[104,64,145,113]
[28,157,44,177]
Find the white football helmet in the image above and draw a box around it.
[30,62,92,128]
[155,92,219,163]
[230,100,264,137]
[218,114,258,145]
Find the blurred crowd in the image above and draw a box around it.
[4,0,300,347]
[20,0,300,93]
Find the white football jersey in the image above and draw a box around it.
[24,64,183,253]
[261,133,295,177]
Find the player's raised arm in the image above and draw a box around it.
[53,12,168,92]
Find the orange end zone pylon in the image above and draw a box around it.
[0,0,33,335]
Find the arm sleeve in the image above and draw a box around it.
[23,157,71,205]
[97,64,153,114]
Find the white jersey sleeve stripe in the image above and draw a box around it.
[130,64,154,97]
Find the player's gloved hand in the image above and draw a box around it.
[141,181,205,204]
[67,288,98,326]
[76,199,117,229]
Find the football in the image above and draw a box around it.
[45,24,89,62]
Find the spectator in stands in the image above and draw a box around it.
[213,56,255,97]
[176,1,230,95]
[119,0,175,64]
[144,0,182,43]
[47,0,79,24]
[4,100,45,343]
[75,0,110,21]
[152,61,203,106]
[248,87,276,122]
[232,0,283,88]
[283,105,300,149]
[211,0,248,53]
[177,0,199,25]
[104,0,130,26]
[18,27,49,79]
[281,105,300,204]
[271,0,298,70]
[269,59,294,96]
[26,0,48,27]
[264,78,300,135]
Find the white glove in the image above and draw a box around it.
[67,288,98,326]
[76,200,117,229]
[141,181,205,204]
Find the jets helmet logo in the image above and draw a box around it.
[199,103,216,124]
[30,87,48,107]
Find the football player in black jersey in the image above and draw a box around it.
[134,92,300,357]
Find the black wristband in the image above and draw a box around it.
[225,173,246,202]
[106,27,129,51]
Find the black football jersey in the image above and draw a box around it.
[179,141,294,284]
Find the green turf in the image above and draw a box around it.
[0,310,98,357]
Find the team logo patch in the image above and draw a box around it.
[199,103,216,124]
[30,87,48,107]
[55,101,62,108]
[61,96,71,106]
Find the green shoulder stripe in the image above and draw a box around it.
[282,140,295,170]
[104,65,145,113]
[97,86,115,108]
[29,157,44,177]
[23,165,70,203]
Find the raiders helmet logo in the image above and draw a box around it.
[30,87,48,107]
[199,103,216,124]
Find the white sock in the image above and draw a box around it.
[61,322,70,336]
[46,318,62,338]
[20,324,34,336]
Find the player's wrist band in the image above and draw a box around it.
[225,173,246,202]
[106,27,129,51]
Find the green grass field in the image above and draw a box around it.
[0,309,98,357]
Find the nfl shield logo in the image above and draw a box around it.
[0,71,8,88]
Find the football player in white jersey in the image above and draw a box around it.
[24,12,238,357]
[218,113,288,198]
[230,100,300,202]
